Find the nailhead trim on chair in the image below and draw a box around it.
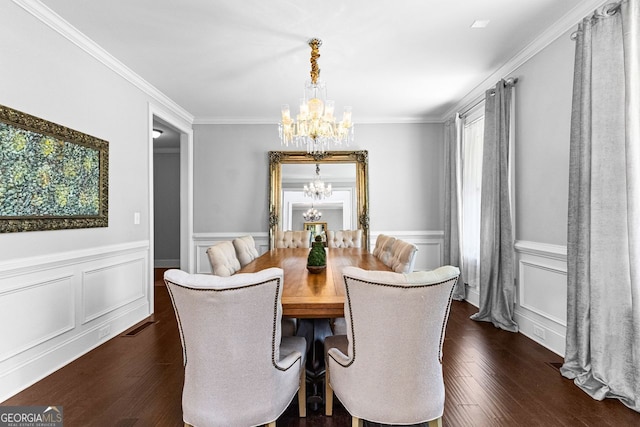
[327,275,459,367]
[164,277,301,370]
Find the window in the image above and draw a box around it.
[460,105,484,288]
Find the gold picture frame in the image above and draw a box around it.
[0,104,109,233]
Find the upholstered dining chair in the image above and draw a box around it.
[231,235,297,336]
[324,266,460,426]
[205,241,241,277]
[233,234,260,267]
[326,229,363,248]
[389,238,419,273]
[274,230,311,248]
[165,268,307,427]
[372,234,396,267]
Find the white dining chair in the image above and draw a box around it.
[165,268,307,426]
[233,235,260,267]
[326,230,362,248]
[324,265,460,426]
[205,241,241,276]
[372,234,397,268]
[389,239,419,273]
[274,230,311,248]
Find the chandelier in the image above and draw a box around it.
[279,38,354,154]
[304,164,332,200]
[302,205,322,222]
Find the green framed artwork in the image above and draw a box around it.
[0,104,108,232]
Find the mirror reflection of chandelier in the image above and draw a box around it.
[304,164,332,200]
[279,38,354,154]
[302,205,322,221]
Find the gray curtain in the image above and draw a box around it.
[560,0,640,412]
[470,81,518,332]
[443,114,465,300]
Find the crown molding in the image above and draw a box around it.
[13,0,194,125]
[440,0,609,121]
[192,116,445,125]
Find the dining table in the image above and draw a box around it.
[238,246,391,409]
[237,246,391,318]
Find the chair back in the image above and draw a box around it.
[389,239,419,273]
[275,230,311,248]
[327,266,460,424]
[164,268,305,426]
[233,235,260,267]
[206,241,241,276]
[326,230,363,248]
[372,234,396,267]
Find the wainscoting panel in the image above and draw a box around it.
[0,275,74,363]
[0,241,150,402]
[514,240,568,356]
[519,260,567,326]
[82,258,146,323]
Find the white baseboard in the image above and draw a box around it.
[154,258,180,268]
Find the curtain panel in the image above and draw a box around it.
[561,0,640,412]
[470,80,518,333]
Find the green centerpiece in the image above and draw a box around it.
[307,235,326,274]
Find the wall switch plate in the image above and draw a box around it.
[134,212,140,225]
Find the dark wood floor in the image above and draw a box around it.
[3,273,640,426]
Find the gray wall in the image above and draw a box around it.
[0,2,153,260]
[501,28,576,356]
[513,30,575,245]
[192,123,445,234]
[153,151,180,266]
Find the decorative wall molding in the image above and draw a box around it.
[192,116,444,125]
[0,241,151,401]
[0,241,149,278]
[515,240,567,261]
[82,258,146,323]
[0,275,74,363]
[518,260,567,327]
[514,240,568,356]
[12,0,194,125]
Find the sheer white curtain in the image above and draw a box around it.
[561,0,639,412]
[443,114,465,300]
[461,111,484,288]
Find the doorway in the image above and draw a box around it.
[148,106,193,301]
[152,117,181,277]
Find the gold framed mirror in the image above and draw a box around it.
[269,150,369,250]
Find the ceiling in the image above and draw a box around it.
[39,0,601,124]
